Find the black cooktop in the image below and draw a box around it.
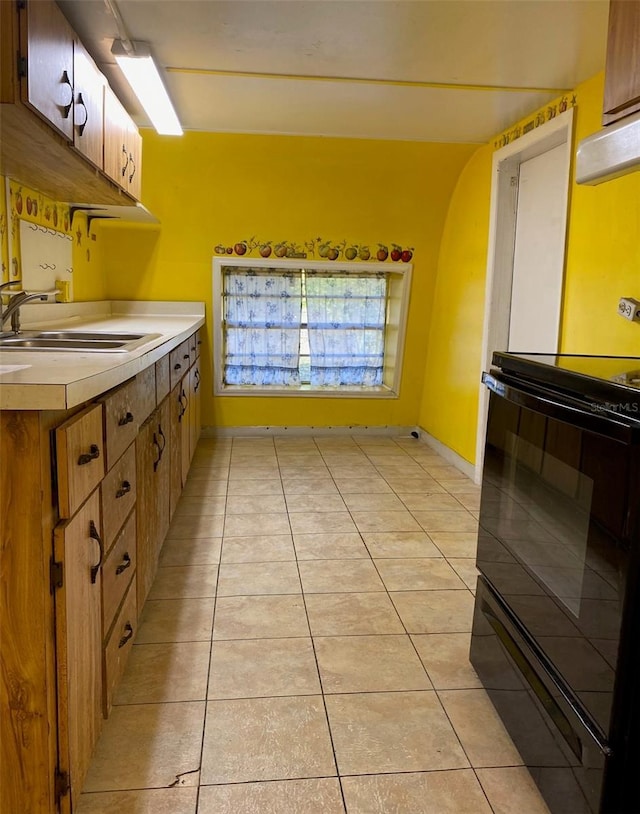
[491,352,640,417]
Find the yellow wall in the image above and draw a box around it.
[562,74,640,353]
[419,72,640,464]
[100,133,475,428]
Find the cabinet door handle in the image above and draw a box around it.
[152,432,162,472]
[75,91,88,135]
[118,622,134,648]
[121,144,129,177]
[78,443,100,466]
[128,152,136,184]
[157,423,166,452]
[60,70,73,118]
[89,520,104,584]
[115,480,131,499]
[115,552,132,575]
[118,411,134,426]
[194,368,200,393]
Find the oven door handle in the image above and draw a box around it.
[484,372,639,444]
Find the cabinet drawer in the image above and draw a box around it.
[101,377,140,470]
[137,364,157,427]
[102,509,136,638]
[56,403,105,519]
[156,354,170,404]
[170,340,191,391]
[103,577,137,717]
[101,443,136,550]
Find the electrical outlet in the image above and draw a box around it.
[618,297,640,322]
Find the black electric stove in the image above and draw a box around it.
[470,352,640,814]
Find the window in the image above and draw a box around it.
[213,257,411,397]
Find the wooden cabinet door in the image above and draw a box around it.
[180,376,191,486]
[135,416,160,609]
[53,490,103,808]
[603,0,640,125]
[135,400,170,609]
[21,0,74,139]
[103,84,142,200]
[189,362,201,461]
[156,397,171,545]
[126,119,142,199]
[72,40,104,168]
[103,85,128,190]
[169,382,183,520]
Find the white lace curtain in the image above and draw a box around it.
[306,272,387,386]
[223,269,303,385]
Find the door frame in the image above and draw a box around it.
[474,108,574,482]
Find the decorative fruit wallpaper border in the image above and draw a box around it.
[493,94,577,150]
[213,237,414,263]
[1,179,94,283]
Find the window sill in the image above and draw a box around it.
[215,383,398,399]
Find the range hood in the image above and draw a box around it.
[576,110,640,185]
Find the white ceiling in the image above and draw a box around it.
[58,0,610,143]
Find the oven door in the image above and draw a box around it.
[477,372,638,739]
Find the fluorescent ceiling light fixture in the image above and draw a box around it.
[111,40,183,136]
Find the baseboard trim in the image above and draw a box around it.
[415,428,477,482]
[201,425,417,439]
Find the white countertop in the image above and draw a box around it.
[0,301,205,410]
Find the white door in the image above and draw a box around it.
[475,109,574,482]
[508,143,567,352]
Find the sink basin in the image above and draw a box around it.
[34,331,148,341]
[0,330,162,352]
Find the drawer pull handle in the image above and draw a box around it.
[174,362,182,371]
[183,353,190,360]
[118,411,134,426]
[78,444,100,466]
[115,480,131,499]
[89,520,104,584]
[118,622,134,648]
[197,339,202,345]
[115,552,132,575]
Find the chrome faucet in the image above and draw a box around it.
[1,289,52,334]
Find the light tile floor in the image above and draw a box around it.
[77,435,551,814]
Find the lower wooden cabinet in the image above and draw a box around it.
[0,328,201,813]
[53,489,103,808]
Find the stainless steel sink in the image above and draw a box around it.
[0,330,162,352]
[34,331,148,341]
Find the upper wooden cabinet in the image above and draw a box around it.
[20,0,75,140]
[73,40,105,169]
[603,0,640,125]
[1,0,143,205]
